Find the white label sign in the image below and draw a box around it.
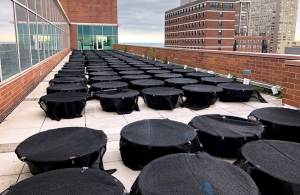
[284,104,298,110]
[243,78,250,85]
[168,61,170,64]
[147,57,148,59]
[271,86,278,95]
[227,74,232,78]
[208,71,214,74]
[184,65,187,69]
[196,68,199,72]
[155,58,157,61]
[142,55,144,58]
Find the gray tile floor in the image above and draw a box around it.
[0,52,283,191]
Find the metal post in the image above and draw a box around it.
[13,1,22,73]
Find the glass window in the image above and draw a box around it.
[83,25,93,35]
[93,26,102,35]
[17,0,27,6]
[28,0,36,12]
[37,17,44,61]
[83,36,93,50]
[78,35,83,50]
[103,26,112,35]
[36,0,42,16]
[16,4,31,71]
[0,0,19,80]
[42,0,47,18]
[44,21,49,58]
[113,26,118,36]
[29,11,39,65]
[78,25,83,35]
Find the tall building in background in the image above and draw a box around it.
[60,0,119,50]
[165,0,250,51]
[181,0,197,6]
[249,0,299,54]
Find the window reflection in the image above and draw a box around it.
[16,4,31,71]
[0,0,19,80]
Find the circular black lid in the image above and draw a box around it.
[2,168,125,195]
[172,69,196,74]
[132,64,153,68]
[15,127,106,162]
[58,69,85,73]
[162,66,183,70]
[49,77,86,85]
[91,81,128,90]
[142,87,183,96]
[130,79,164,87]
[94,89,139,99]
[62,66,85,70]
[217,83,257,91]
[249,107,300,127]
[239,140,300,183]
[135,152,260,195]
[90,76,122,82]
[54,72,86,78]
[115,67,138,72]
[140,67,162,71]
[165,78,199,85]
[47,84,87,92]
[110,65,131,68]
[89,71,118,77]
[146,70,171,75]
[87,66,109,69]
[182,84,223,93]
[40,92,89,102]
[186,72,215,78]
[201,77,234,84]
[88,68,113,72]
[154,73,183,79]
[189,114,265,138]
[119,71,145,75]
[122,75,151,81]
[121,119,197,146]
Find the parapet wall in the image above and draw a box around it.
[114,44,300,108]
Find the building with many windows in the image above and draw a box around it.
[164,0,250,50]
[249,0,299,53]
[280,41,300,54]
[233,34,271,53]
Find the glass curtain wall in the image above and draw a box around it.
[78,25,118,50]
[0,0,70,82]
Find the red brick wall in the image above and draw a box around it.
[70,24,78,50]
[0,48,71,121]
[114,44,300,86]
[60,0,118,24]
[283,62,300,108]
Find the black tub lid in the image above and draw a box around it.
[217,83,257,91]
[249,107,300,127]
[121,119,197,146]
[165,78,199,84]
[135,152,260,195]
[1,168,125,195]
[182,84,223,93]
[142,87,183,96]
[189,114,265,138]
[15,127,106,162]
[130,79,164,86]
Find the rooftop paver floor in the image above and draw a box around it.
[0,52,283,191]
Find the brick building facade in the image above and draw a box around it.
[164,0,250,51]
[60,0,119,50]
[234,34,271,53]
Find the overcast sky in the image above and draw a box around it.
[118,0,300,43]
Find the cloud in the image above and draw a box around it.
[118,0,180,43]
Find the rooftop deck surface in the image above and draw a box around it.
[0,52,283,192]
